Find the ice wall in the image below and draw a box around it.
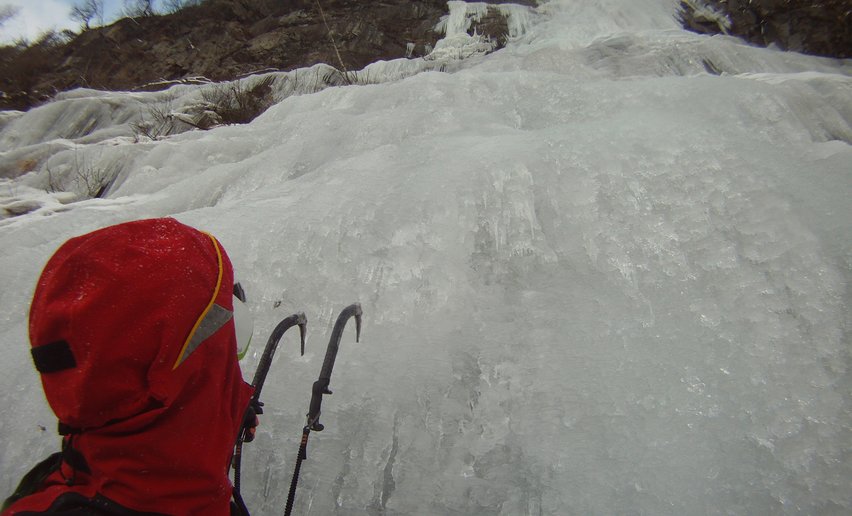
[437,1,537,39]
[1,0,850,514]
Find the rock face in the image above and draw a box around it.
[679,0,851,59]
[0,0,537,111]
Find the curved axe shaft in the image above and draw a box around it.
[233,311,307,512]
[306,303,362,431]
[251,312,307,401]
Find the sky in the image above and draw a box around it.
[0,0,126,43]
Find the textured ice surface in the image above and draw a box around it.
[1,0,850,514]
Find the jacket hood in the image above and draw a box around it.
[11,218,252,515]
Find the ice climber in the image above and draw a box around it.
[2,218,258,515]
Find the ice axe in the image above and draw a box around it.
[232,312,307,516]
[284,303,362,516]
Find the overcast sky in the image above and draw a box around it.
[0,0,128,43]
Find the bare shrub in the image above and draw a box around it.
[0,31,71,109]
[162,0,203,13]
[45,151,117,199]
[44,163,62,194]
[131,104,178,140]
[70,0,105,30]
[130,93,185,140]
[199,0,280,17]
[123,0,156,18]
[73,162,112,198]
[0,5,20,28]
[131,78,275,141]
[200,76,276,125]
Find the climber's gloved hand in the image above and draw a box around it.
[243,400,263,443]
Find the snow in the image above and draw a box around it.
[1,0,851,514]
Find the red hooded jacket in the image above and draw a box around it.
[4,218,253,515]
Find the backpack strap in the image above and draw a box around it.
[1,453,63,511]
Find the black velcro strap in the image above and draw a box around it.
[58,422,82,436]
[31,340,77,373]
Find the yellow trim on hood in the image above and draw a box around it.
[172,233,224,369]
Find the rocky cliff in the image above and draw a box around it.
[0,0,535,111]
[679,0,851,59]
[2,0,848,113]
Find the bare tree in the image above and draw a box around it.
[123,0,156,18]
[70,0,104,30]
[162,0,203,13]
[162,0,183,13]
[0,4,21,28]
